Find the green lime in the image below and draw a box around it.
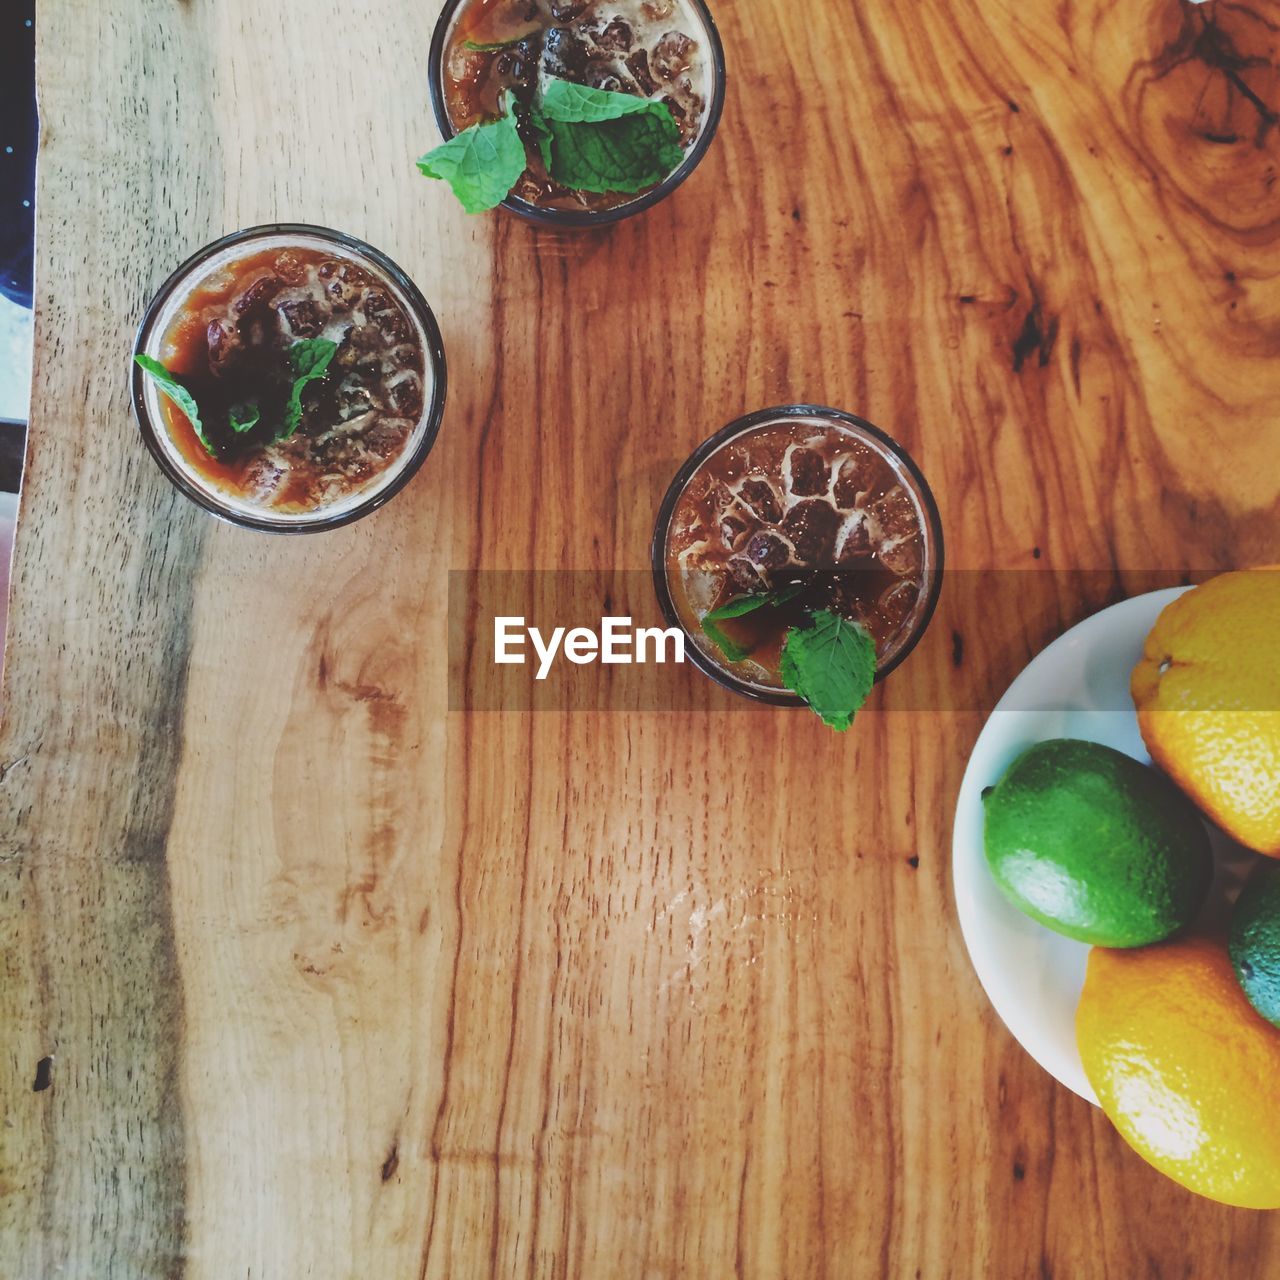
[982,739,1213,948]
[1230,862,1280,1028]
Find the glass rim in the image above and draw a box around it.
[130,222,449,535]
[651,404,947,707]
[427,0,727,228]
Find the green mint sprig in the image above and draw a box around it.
[281,338,338,440]
[417,94,527,214]
[461,18,542,52]
[134,354,217,457]
[527,102,555,173]
[700,588,878,731]
[537,79,661,124]
[418,78,685,213]
[535,79,684,194]
[229,402,261,434]
[779,611,877,732]
[134,338,337,453]
[546,105,684,195]
[701,585,803,664]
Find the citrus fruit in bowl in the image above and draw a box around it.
[1077,934,1280,1209]
[1131,568,1280,856]
[982,739,1213,948]
[1230,861,1280,1029]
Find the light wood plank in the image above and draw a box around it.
[2,0,1278,1276]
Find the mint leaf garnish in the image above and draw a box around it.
[779,611,877,732]
[544,109,685,194]
[417,78,687,211]
[229,401,260,435]
[527,102,554,173]
[539,80,667,125]
[463,37,535,53]
[779,632,803,695]
[280,338,338,440]
[700,585,804,664]
[417,94,526,214]
[461,20,540,52]
[134,354,216,458]
[701,618,750,664]
[538,81,684,193]
[704,584,803,623]
[289,337,337,379]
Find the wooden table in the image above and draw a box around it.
[2,1,1277,1275]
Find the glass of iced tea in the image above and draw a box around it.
[428,0,725,225]
[653,406,945,712]
[131,224,447,533]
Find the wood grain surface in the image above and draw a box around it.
[2,0,1279,1276]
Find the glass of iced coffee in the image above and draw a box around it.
[653,406,944,725]
[425,0,725,224]
[131,225,447,533]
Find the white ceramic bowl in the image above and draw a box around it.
[952,587,1256,1103]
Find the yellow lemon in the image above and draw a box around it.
[1077,935,1280,1208]
[1132,568,1280,856]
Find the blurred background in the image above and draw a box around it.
[1,0,34,427]
[0,301,31,426]
[0,0,36,673]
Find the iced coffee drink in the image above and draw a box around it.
[654,407,943,726]
[131,225,447,532]
[425,0,725,222]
